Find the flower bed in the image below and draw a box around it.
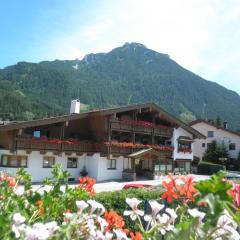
[0,166,239,239]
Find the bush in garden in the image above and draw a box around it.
[197,161,225,175]
[94,187,164,230]
[0,165,240,239]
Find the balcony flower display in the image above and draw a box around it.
[121,119,170,129]
[104,141,174,152]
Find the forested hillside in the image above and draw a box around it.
[1,42,240,130]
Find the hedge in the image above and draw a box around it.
[93,187,164,230]
[197,161,225,175]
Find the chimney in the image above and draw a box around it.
[70,99,80,114]
[223,121,228,129]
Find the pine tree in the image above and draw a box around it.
[215,116,222,127]
[203,140,228,165]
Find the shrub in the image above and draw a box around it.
[197,161,225,175]
[93,187,164,230]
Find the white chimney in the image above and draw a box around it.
[70,99,80,114]
[223,121,228,129]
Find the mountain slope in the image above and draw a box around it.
[0,42,240,130]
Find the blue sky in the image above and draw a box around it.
[0,0,240,94]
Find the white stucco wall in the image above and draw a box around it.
[0,150,128,182]
[97,156,126,181]
[172,127,194,161]
[0,150,86,182]
[84,154,100,180]
[192,122,240,160]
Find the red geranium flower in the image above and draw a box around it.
[78,176,96,195]
[177,176,197,201]
[104,210,125,230]
[161,177,179,203]
[130,232,143,240]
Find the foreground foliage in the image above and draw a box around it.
[0,165,239,239]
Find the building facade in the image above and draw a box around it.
[0,103,204,182]
[190,120,240,161]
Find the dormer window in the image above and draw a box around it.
[207,131,214,138]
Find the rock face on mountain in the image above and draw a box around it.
[0,42,240,130]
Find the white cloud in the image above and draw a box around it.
[24,0,240,93]
[84,18,113,37]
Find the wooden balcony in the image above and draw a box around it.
[15,137,107,154]
[154,127,173,137]
[15,137,173,158]
[110,120,133,132]
[110,119,173,137]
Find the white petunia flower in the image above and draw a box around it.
[188,208,205,222]
[113,229,129,240]
[87,200,105,215]
[63,212,74,222]
[156,213,175,235]
[104,231,113,240]
[124,198,144,220]
[14,187,24,196]
[165,208,177,222]
[97,216,108,231]
[157,213,170,225]
[13,223,26,238]
[149,201,164,216]
[25,223,50,240]
[13,213,26,225]
[126,198,141,210]
[76,200,88,214]
[44,221,59,236]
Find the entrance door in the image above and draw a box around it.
[135,159,144,176]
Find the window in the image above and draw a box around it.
[124,158,132,169]
[0,155,28,168]
[33,130,41,138]
[202,143,206,148]
[67,157,78,168]
[178,142,192,153]
[229,143,236,150]
[207,131,214,138]
[107,159,116,169]
[43,156,55,168]
[207,143,211,149]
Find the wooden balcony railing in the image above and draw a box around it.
[110,119,173,137]
[15,137,108,154]
[15,136,173,158]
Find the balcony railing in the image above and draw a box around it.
[15,136,173,158]
[15,137,107,153]
[110,119,173,137]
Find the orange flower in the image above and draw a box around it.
[0,174,16,188]
[229,183,240,208]
[177,176,197,201]
[36,200,45,216]
[161,177,179,203]
[130,232,142,240]
[78,176,96,195]
[104,210,125,230]
[197,201,208,207]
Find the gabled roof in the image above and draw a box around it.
[0,102,205,139]
[190,119,240,137]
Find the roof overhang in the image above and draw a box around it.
[0,102,206,139]
[128,148,163,159]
